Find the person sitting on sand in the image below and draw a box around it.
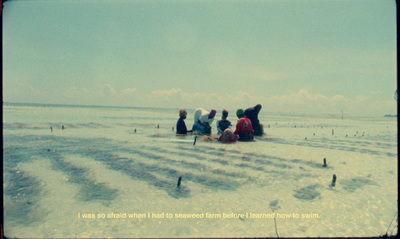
[217,109,232,135]
[244,104,264,136]
[192,108,216,135]
[176,109,192,135]
[218,128,236,143]
[234,109,254,141]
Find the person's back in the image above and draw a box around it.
[193,108,206,124]
[217,109,232,134]
[176,117,187,134]
[192,108,216,134]
[217,119,231,134]
[244,104,263,136]
[176,109,191,135]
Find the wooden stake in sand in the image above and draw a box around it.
[177,176,182,187]
[331,174,337,187]
[323,158,327,167]
[271,209,279,238]
[193,136,197,145]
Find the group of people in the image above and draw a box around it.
[176,104,264,143]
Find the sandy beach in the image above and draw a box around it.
[3,103,397,238]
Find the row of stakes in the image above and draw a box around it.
[85,125,336,188]
[46,149,335,188]
[305,130,365,140]
[176,157,337,189]
[324,158,337,187]
[50,126,65,132]
[131,126,191,188]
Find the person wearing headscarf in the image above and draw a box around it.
[234,109,254,141]
[217,109,232,135]
[218,128,236,143]
[192,108,217,135]
[244,104,264,136]
[176,109,192,135]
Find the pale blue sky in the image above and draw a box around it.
[2,0,397,116]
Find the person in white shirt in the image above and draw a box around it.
[192,108,216,135]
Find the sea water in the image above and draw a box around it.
[3,103,398,238]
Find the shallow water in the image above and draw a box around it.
[3,103,398,238]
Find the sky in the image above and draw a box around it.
[2,0,397,117]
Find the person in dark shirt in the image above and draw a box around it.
[244,104,264,136]
[176,109,192,135]
[217,109,232,134]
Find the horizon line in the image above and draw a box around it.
[3,101,394,119]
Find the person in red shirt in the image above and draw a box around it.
[234,109,254,141]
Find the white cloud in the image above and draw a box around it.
[56,84,138,106]
[332,95,349,103]
[141,88,391,117]
[368,90,382,95]
[152,88,183,97]
[259,89,396,116]
[7,83,394,117]
[99,84,117,96]
[354,95,367,103]
[121,88,137,95]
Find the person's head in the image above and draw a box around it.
[236,109,244,118]
[255,104,262,112]
[209,109,216,119]
[179,109,187,119]
[222,109,228,119]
